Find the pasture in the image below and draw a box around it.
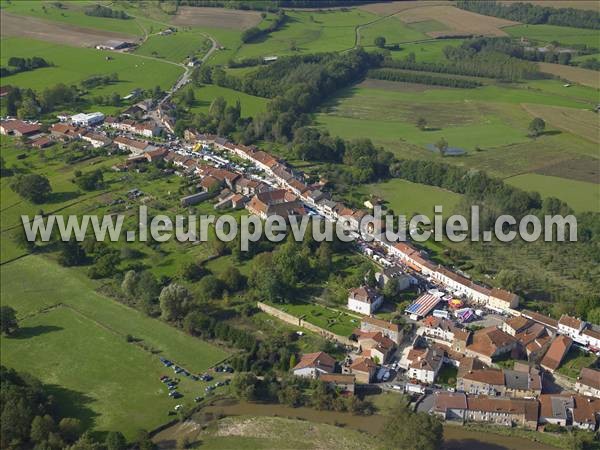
[358,15,429,46]
[365,178,463,217]
[0,255,229,438]
[520,103,599,144]
[135,29,211,63]
[188,84,268,118]
[505,174,600,213]
[504,24,600,48]
[0,37,183,97]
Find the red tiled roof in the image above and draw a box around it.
[293,352,336,371]
[540,335,572,371]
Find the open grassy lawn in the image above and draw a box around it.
[0,0,145,37]
[387,39,465,63]
[135,29,211,63]
[1,37,183,98]
[273,302,359,337]
[504,24,600,47]
[506,174,600,213]
[365,178,463,217]
[188,84,268,118]
[0,255,229,438]
[556,348,598,380]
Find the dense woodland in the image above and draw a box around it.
[84,4,130,19]
[367,68,483,88]
[457,0,600,29]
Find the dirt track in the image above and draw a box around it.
[1,12,139,47]
[171,7,261,30]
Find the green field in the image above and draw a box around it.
[358,15,428,46]
[1,0,146,37]
[135,30,212,63]
[232,9,377,60]
[1,37,183,97]
[506,173,600,213]
[0,256,229,438]
[365,178,463,217]
[272,302,359,337]
[189,84,268,118]
[504,24,600,48]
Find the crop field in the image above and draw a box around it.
[0,11,140,47]
[358,1,449,15]
[188,84,268,118]
[506,174,599,213]
[397,5,518,38]
[0,37,183,97]
[504,24,600,47]
[0,256,228,438]
[537,62,600,89]
[171,6,262,29]
[521,103,599,144]
[0,0,145,37]
[365,178,463,217]
[135,29,211,62]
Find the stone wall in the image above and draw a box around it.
[257,302,358,348]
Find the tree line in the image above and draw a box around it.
[368,68,483,88]
[457,0,600,29]
[381,52,540,80]
[241,11,288,43]
[178,0,378,13]
[1,56,51,77]
[84,4,130,19]
[4,84,80,119]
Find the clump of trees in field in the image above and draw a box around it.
[80,73,119,90]
[10,174,52,204]
[0,56,51,77]
[242,11,287,43]
[368,68,483,88]
[84,4,130,19]
[457,0,600,29]
[528,117,546,137]
[0,306,18,336]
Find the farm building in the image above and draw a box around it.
[0,119,41,137]
[71,112,105,127]
[96,40,135,51]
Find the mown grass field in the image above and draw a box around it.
[358,15,429,46]
[365,178,463,217]
[0,37,183,98]
[504,24,600,47]
[506,174,600,213]
[188,84,268,118]
[135,29,211,63]
[0,256,229,438]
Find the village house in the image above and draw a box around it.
[113,136,154,155]
[246,189,305,221]
[375,267,414,291]
[359,316,403,345]
[301,188,329,207]
[144,147,170,162]
[49,123,82,141]
[457,367,541,398]
[29,135,54,149]
[81,132,112,148]
[539,394,599,431]
[318,373,355,394]
[465,396,539,430]
[347,285,383,315]
[344,356,377,383]
[558,315,586,341]
[465,326,518,365]
[420,317,470,353]
[0,119,41,137]
[488,288,520,311]
[575,368,600,399]
[431,391,468,423]
[502,316,533,336]
[292,352,336,379]
[233,177,270,196]
[356,331,396,364]
[582,327,600,351]
[406,346,444,384]
[540,334,572,373]
[521,310,559,332]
